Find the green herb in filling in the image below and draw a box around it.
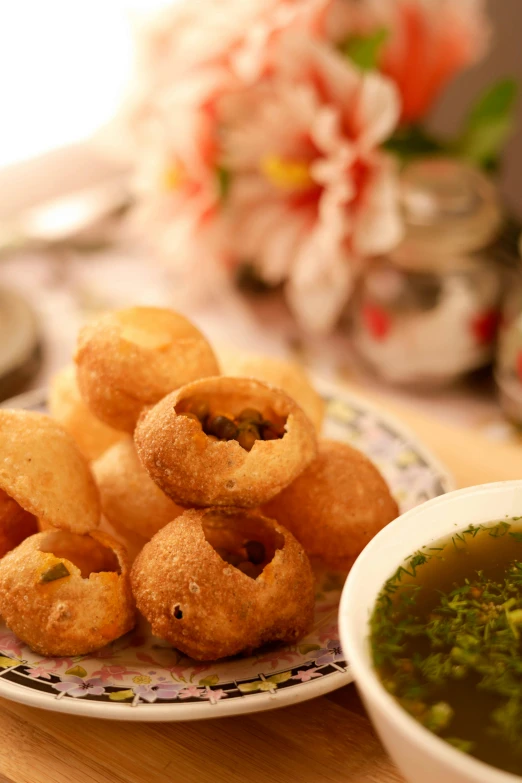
[40,562,70,583]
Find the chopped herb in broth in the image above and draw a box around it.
[370,519,522,776]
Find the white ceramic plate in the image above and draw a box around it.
[0,381,454,720]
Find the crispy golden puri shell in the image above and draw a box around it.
[75,306,219,432]
[92,437,183,540]
[49,364,124,461]
[219,351,324,433]
[0,489,38,558]
[0,530,135,656]
[263,439,399,570]
[0,411,100,534]
[134,377,317,508]
[131,508,314,660]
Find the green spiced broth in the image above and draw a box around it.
[370,519,522,776]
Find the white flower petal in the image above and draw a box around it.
[287,233,354,333]
[355,73,401,150]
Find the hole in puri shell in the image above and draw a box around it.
[202,512,284,579]
[39,532,120,579]
[173,604,183,620]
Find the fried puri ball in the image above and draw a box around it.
[219,351,324,433]
[49,364,124,461]
[0,489,38,558]
[74,306,220,432]
[92,437,183,540]
[0,411,100,534]
[263,440,399,571]
[134,377,317,508]
[0,530,135,656]
[131,508,314,660]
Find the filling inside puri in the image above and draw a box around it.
[176,393,287,451]
[39,531,120,580]
[202,512,284,579]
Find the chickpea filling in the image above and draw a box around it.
[39,532,120,580]
[177,397,287,451]
[202,513,284,579]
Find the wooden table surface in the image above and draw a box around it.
[2,386,522,783]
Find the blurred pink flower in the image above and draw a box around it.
[332,0,490,124]
[383,0,489,123]
[137,0,333,87]
[221,36,402,332]
[131,68,232,290]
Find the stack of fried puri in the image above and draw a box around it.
[131,373,318,658]
[69,305,318,659]
[0,305,399,661]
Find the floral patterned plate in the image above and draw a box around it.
[0,380,454,720]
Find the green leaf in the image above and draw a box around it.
[454,79,518,170]
[216,166,231,202]
[268,671,292,685]
[199,674,220,687]
[109,689,134,701]
[384,125,444,161]
[65,665,87,678]
[0,657,19,668]
[341,28,389,71]
[298,644,321,655]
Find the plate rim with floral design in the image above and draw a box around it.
[0,379,455,721]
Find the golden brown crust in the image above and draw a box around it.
[0,411,100,534]
[134,377,317,508]
[0,530,135,656]
[131,508,314,660]
[0,489,38,558]
[219,351,325,433]
[49,364,124,461]
[92,437,183,539]
[263,439,399,570]
[74,307,220,432]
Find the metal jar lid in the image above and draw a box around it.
[391,158,502,271]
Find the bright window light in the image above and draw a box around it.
[0,0,171,167]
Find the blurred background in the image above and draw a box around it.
[1,0,520,214]
[0,0,521,438]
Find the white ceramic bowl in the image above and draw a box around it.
[340,481,522,783]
